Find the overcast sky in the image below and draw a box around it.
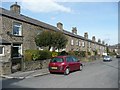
[1,0,119,45]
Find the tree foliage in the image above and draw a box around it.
[35,31,68,51]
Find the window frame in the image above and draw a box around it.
[0,46,5,56]
[76,40,79,46]
[12,44,22,58]
[13,22,22,36]
[71,39,74,46]
[82,41,85,47]
[79,41,81,46]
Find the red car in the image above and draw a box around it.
[48,56,83,75]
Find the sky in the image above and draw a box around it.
[1,0,119,45]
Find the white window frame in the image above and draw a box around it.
[88,42,91,48]
[13,44,22,57]
[71,39,74,45]
[82,42,85,47]
[76,40,79,46]
[0,46,5,56]
[13,22,22,36]
[79,41,81,46]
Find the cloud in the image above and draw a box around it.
[2,0,119,2]
[51,16,56,20]
[21,0,71,13]
[54,0,119,2]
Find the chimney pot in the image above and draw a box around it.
[10,2,20,14]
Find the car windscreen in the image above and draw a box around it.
[51,57,64,63]
[104,56,109,58]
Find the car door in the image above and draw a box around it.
[66,56,75,71]
[72,56,80,70]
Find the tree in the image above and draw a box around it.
[35,31,53,50]
[106,47,109,54]
[35,31,68,51]
[52,32,68,51]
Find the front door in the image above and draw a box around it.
[11,43,22,73]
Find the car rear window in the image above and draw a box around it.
[51,57,64,63]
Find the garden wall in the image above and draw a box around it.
[23,59,50,71]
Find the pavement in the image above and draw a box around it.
[1,68,50,79]
[0,59,103,80]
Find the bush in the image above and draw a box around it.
[24,53,32,61]
[39,50,52,60]
[24,50,52,61]
[87,51,91,56]
[68,51,75,56]
[24,50,40,61]
[73,51,79,56]
[79,51,86,57]
[52,52,58,57]
[59,51,68,56]
[93,50,98,56]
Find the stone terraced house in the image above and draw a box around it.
[0,3,107,75]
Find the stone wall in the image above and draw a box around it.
[0,45,11,75]
[0,61,11,75]
[23,59,50,71]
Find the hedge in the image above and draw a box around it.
[24,50,52,61]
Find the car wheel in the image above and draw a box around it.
[64,68,70,75]
[79,64,83,71]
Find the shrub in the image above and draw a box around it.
[94,50,98,56]
[39,50,52,60]
[68,51,75,56]
[24,53,32,61]
[52,52,58,57]
[73,51,79,56]
[87,51,91,56]
[24,50,52,61]
[59,51,68,56]
[79,51,86,57]
[24,50,40,61]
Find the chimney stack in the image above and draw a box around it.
[102,41,105,45]
[10,2,20,14]
[98,39,101,43]
[84,32,88,39]
[57,22,63,31]
[72,27,77,34]
[92,36,96,42]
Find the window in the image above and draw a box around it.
[51,58,64,63]
[13,22,22,36]
[71,39,74,45]
[0,46,4,56]
[79,41,81,46]
[66,57,73,62]
[12,44,22,57]
[76,40,79,46]
[82,42,85,47]
[88,42,91,48]
[72,57,78,62]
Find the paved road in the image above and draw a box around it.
[2,58,119,88]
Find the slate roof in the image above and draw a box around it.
[0,7,106,47]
